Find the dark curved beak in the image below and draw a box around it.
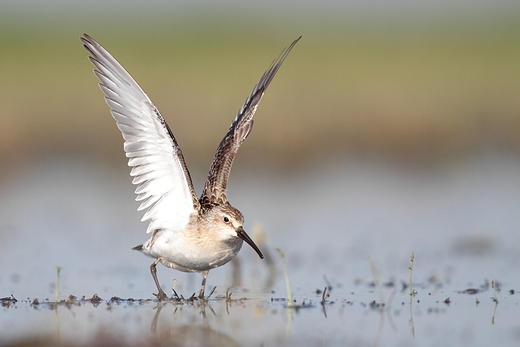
[236,226,264,259]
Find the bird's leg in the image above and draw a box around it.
[199,270,209,299]
[151,258,167,300]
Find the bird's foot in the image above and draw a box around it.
[198,286,217,300]
[153,290,168,301]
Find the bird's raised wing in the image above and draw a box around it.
[81,33,199,233]
[200,37,301,207]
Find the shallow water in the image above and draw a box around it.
[2,287,518,346]
[1,153,520,346]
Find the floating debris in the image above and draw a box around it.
[457,288,481,295]
[1,295,17,307]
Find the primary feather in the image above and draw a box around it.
[200,36,301,208]
[81,33,199,234]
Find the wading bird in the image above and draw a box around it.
[81,34,299,299]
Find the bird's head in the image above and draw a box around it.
[205,204,264,259]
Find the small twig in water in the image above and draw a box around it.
[321,287,328,318]
[491,280,499,303]
[321,286,328,305]
[207,286,217,299]
[225,288,233,301]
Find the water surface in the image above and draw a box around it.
[1,153,519,346]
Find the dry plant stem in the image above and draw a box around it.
[274,249,294,340]
[386,289,398,332]
[409,300,415,338]
[408,252,415,301]
[367,256,384,305]
[277,248,293,307]
[55,266,62,303]
[407,253,415,338]
[491,300,498,325]
[491,280,499,303]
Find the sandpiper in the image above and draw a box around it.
[81,34,300,299]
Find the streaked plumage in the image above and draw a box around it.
[81,33,299,299]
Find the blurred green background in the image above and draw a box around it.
[1,1,519,175]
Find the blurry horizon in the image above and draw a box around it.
[0,0,519,175]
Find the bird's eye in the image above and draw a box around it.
[223,217,230,223]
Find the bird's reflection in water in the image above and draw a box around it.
[150,301,239,347]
